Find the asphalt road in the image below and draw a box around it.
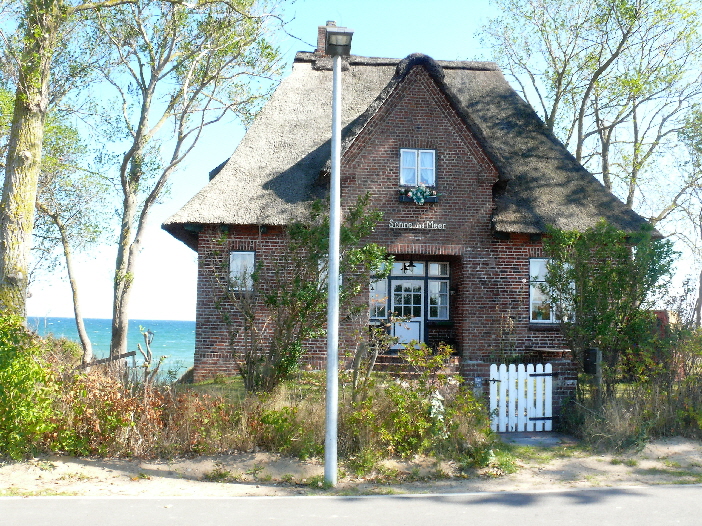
[1,485,701,526]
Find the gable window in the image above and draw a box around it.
[400,149,435,187]
[529,258,555,323]
[230,251,255,291]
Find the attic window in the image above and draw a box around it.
[400,149,435,187]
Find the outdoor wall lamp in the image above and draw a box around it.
[401,260,416,274]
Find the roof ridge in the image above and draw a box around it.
[294,51,499,71]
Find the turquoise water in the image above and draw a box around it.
[28,317,195,376]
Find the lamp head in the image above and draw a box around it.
[325,26,354,57]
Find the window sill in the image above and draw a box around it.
[528,322,561,331]
[398,195,438,203]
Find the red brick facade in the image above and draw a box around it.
[192,64,575,406]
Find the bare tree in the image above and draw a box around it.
[85,0,282,358]
[33,116,110,363]
[482,0,702,221]
[0,0,147,317]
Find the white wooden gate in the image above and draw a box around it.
[489,363,553,432]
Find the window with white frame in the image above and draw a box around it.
[428,262,449,320]
[400,149,435,187]
[369,278,388,320]
[229,251,255,291]
[369,261,450,321]
[428,280,449,319]
[529,258,555,323]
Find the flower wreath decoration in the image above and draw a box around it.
[399,184,437,205]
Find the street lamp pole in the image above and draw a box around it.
[324,23,353,487]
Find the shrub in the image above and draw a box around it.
[0,319,494,462]
[0,316,58,459]
[56,371,138,456]
[339,342,494,462]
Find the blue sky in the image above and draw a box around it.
[27,0,501,321]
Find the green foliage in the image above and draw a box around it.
[351,320,400,402]
[0,327,497,462]
[258,406,323,459]
[345,447,382,477]
[560,326,702,451]
[541,221,676,390]
[34,112,110,276]
[0,316,57,459]
[341,342,493,462]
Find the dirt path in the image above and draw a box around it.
[1,436,700,497]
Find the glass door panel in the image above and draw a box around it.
[391,280,424,345]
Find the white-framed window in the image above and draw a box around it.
[530,258,555,323]
[229,251,255,291]
[428,280,449,320]
[370,261,450,322]
[369,278,388,320]
[428,262,449,277]
[391,260,425,276]
[400,149,435,187]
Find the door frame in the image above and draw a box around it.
[390,278,425,345]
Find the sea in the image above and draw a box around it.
[27,317,195,378]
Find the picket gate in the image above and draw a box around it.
[489,363,553,432]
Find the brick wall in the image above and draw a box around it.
[192,63,575,409]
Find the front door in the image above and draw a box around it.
[391,280,424,345]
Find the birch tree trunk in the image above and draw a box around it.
[50,209,94,363]
[0,0,59,316]
[0,0,135,317]
[110,190,140,358]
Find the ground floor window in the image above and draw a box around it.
[370,260,450,344]
[229,251,255,290]
[530,258,556,323]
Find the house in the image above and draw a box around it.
[163,23,652,410]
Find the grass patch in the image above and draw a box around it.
[610,457,637,466]
[304,474,333,490]
[639,467,702,482]
[505,443,584,464]
[202,465,233,482]
[280,473,296,484]
[179,375,247,403]
[58,472,92,481]
[0,487,78,497]
[584,474,600,485]
[245,464,264,476]
[34,461,57,471]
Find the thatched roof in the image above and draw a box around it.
[163,52,651,250]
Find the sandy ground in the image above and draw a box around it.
[1,436,701,497]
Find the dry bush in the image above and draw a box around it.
[565,374,702,452]
[3,330,493,462]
